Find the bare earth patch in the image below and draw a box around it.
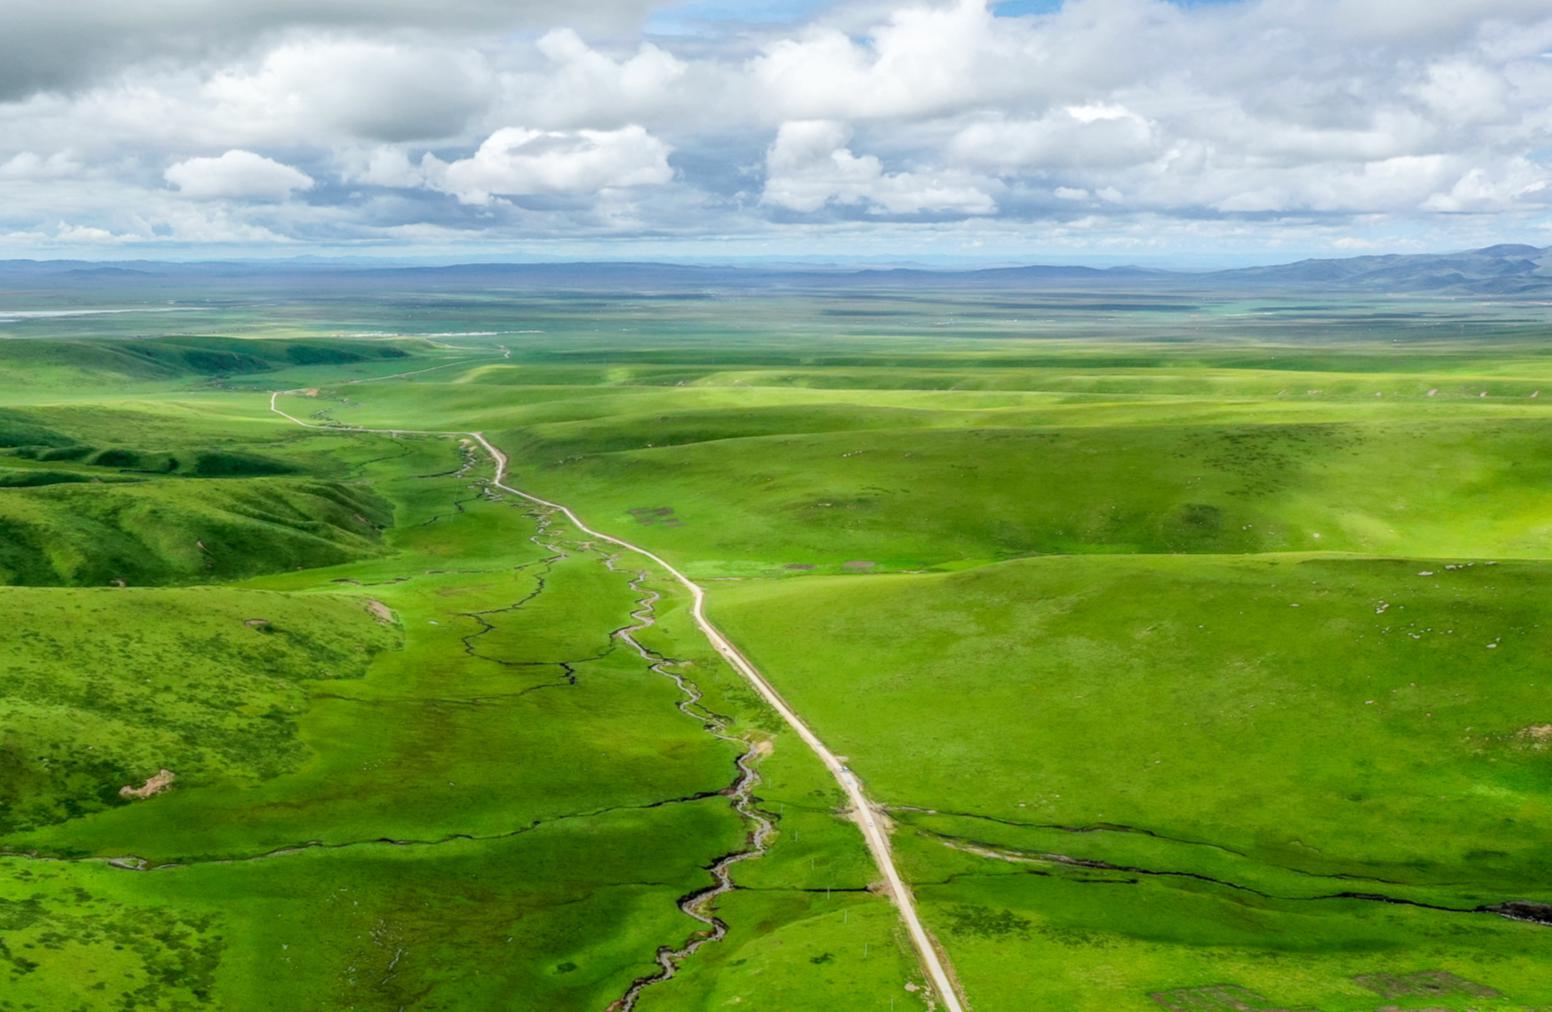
[842,560,877,571]
[1515,724,1552,750]
[120,769,176,800]
[364,598,396,624]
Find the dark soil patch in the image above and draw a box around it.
[627,506,682,527]
[1354,970,1499,999]
[1150,984,1311,1011]
[1482,900,1552,925]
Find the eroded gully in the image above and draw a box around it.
[267,388,967,1011]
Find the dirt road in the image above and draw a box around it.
[269,390,965,1012]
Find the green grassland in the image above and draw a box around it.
[0,344,923,1010]
[715,555,1552,1008]
[4,286,1552,1009]
[281,308,1552,1010]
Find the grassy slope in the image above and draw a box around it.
[0,362,447,587]
[0,364,918,1009]
[10,298,1552,1008]
[711,553,1552,891]
[305,331,1552,1010]
[712,555,1552,1009]
[0,587,396,835]
[0,476,390,585]
[320,367,1552,572]
[0,335,414,391]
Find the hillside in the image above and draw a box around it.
[5,245,1552,296]
[1213,243,1552,294]
[0,335,412,388]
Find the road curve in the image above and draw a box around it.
[269,390,965,1012]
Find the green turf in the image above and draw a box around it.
[290,316,1552,1009]
[0,352,919,1009]
[5,286,1552,1008]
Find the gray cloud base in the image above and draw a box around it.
[2,0,1550,258]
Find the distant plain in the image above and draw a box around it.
[2,262,1550,1009]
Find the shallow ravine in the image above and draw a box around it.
[600,556,776,1011]
[270,384,965,1010]
[0,476,735,876]
[353,414,782,1000]
[914,827,1552,927]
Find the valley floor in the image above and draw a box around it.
[3,290,1552,1009]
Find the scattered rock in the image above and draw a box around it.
[1485,900,1552,925]
[1516,725,1552,749]
[120,769,176,800]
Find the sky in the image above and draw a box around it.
[2,0,1551,265]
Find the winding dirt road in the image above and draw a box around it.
[268,390,965,1012]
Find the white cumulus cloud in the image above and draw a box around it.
[753,0,1013,121]
[951,107,1159,171]
[425,126,673,205]
[3,0,1552,253]
[164,150,314,200]
[762,120,997,216]
[518,29,689,129]
[203,40,493,144]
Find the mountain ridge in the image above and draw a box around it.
[2,244,1550,295]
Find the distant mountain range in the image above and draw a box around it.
[2,244,1551,296]
[1210,243,1552,295]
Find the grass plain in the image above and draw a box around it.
[1,282,1550,1009]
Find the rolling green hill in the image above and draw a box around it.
[0,335,413,389]
[5,293,1552,1011]
[0,476,389,585]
